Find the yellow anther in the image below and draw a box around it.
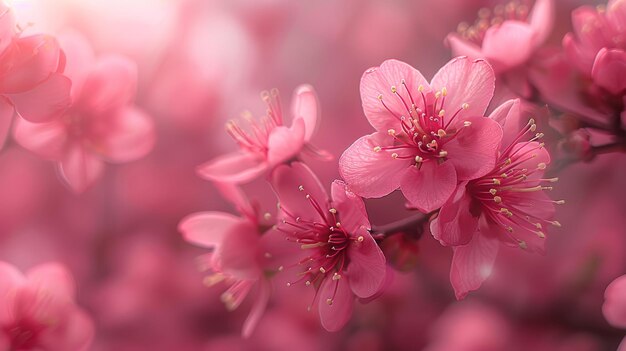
[377,94,383,100]
[391,153,399,159]
[329,208,337,214]
[493,196,502,203]
[441,87,448,96]
[463,121,472,127]
[326,298,333,305]
[438,110,445,117]
[388,128,396,135]
[319,267,326,274]
[298,185,304,191]
[439,150,448,157]
[357,235,364,242]
[418,85,424,92]
[537,163,547,170]
[489,189,497,195]
[462,103,469,109]
[437,129,447,137]
[391,86,397,93]
[373,146,382,152]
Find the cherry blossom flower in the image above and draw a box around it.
[446,0,554,74]
[13,32,156,193]
[430,99,561,299]
[0,3,71,147]
[340,57,503,213]
[268,162,386,331]
[603,274,626,329]
[0,262,94,351]
[197,85,330,184]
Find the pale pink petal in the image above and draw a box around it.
[603,275,626,329]
[0,35,62,93]
[13,117,67,160]
[330,180,370,233]
[488,99,522,148]
[481,21,534,71]
[267,117,305,166]
[0,262,23,325]
[446,33,484,61]
[608,0,626,32]
[360,59,430,132]
[0,5,15,55]
[450,232,499,300]
[401,160,457,213]
[242,279,270,339]
[197,152,268,183]
[528,0,555,46]
[571,7,608,57]
[258,227,308,271]
[0,96,13,149]
[26,263,76,300]
[318,277,354,332]
[431,182,479,247]
[291,84,319,142]
[302,142,333,161]
[346,228,386,298]
[178,211,244,248]
[271,162,329,224]
[214,182,256,222]
[57,31,96,100]
[57,143,104,193]
[339,132,412,198]
[78,55,137,113]
[94,106,156,163]
[40,308,95,351]
[219,222,262,279]
[445,116,502,180]
[563,33,595,75]
[7,73,71,122]
[430,57,494,121]
[591,48,626,95]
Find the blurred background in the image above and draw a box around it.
[1,0,624,350]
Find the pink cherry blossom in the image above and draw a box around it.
[340,57,503,213]
[197,85,330,184]
[603,274,626,329]
[0,262,94,351]
[0,3,71,148]
[430,99,560,299]
[446,0,554,74]
[13,32,156,193]
[268,162,386,332]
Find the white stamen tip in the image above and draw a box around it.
[373,146,382,152]
[463,121,472,127]
[357,235,364,242]
[462,103,469,109]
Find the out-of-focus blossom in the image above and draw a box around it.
[0,3,70,147]
[0,262,94,351]
[430,99,560,299]
[603,274,626,329]
[340,57,502,213]
[268,162,386,331]
[447,0,554,74]
[13,32,155,193]
[197,85,330,184]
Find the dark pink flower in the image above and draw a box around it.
[13,32,155,193]
[340,57,503,213]
[430,99,561,299]
[0,4,71,147]
[197,85,329,184]
[446,0,554,74]
[603,274,626,329]
[0,262,94,351]
[269,162,386,331]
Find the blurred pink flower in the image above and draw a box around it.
[447,0,554,74]
[0,4,71,147]
[269,162,386,332]
[340,57,503,213]
[0,262,94,351]
[603,274,626,329]
[430,99,560,299]
[197,85,329,184]
[13,32,155,193]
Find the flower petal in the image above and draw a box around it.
[431,182,479,247]
[339,132,412,198]
[242,279,270,339]
[450,231,500,300]
[482,21,535,71]
[26,263,76,301]
[528,0,555,46]
[401,159,457,213]
[78,54,137,113]
[40,308,95,351]
[220,222,262,279]
[0,35,62,93]
[94,106,156,163]
[178,211,244,249]
[488,98,522,148]
[0,96,13,149]
[446,33,484,61]
[57,30,96,100]
[196,152,267,184]
[291,84,319,142]
[603,274,626,329]
[0,5,15,55]
[347,228,386,298]
[360,59,430,133]
[430,57,494,121]
[12,117,68,160]
[57,143,104,193]
[267,117,305,166]
[7,73,72,122]
[330,180,370,233]
[318,277,354,332]
[591,48,626,95]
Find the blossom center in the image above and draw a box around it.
[457,1,531,45]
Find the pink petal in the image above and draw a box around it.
[346,228,386,298]
[446,33,484,61]
[214,182,257,222]
[196,152,268,184]
[12,117,67,160]
[571,7,609,54]
[528,0,555,46]
[445,116,502,180]
[450,232,500,300]
[7,73,71,122]
[242,279,270,339]
[330,180,370,233]
[0,96,13,149]
[360,59,430,133]
[271,162,330,224]
[0,5,15,55]
[603,274,626,329]
[608,0,626,32]
[482,21,534,71]
[400,160,457,213]
[267,117,305,166]
[259,227,308,271]
[57,30,96,100]
[57,143,104,193]
[78,54,137,113]
[94,106,156,163]
[339,132,412,198]
[430,57,494,121]
[26,263,76,300]
[220,222,262,280]
[562,33,595,75]
[39,308,95,351]
[0,262,23,325]
[291,84,319,142]
[431,182,479,246]
[318,277,354,332]
[506,142,551,183]
[0,35,62,93]
[591,48,626,95]
[488,99,522,148]
[178,211,244,248]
